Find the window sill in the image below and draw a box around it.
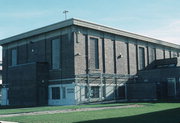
[88,69,101,71]
[51,99,61,100]
[49,69,62,72]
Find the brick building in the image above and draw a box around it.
[0,18,180,106]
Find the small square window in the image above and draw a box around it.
[85,86,99,98]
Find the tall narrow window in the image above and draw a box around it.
[52,39,60,69]
[163,50,166,59]
[151,48,156,61]
[177,52,180,57]
[126,43,130,74]
[90,38,99,69]
[102,38,105,73]
[172,52,177,58]
[11,49,17,66]
[169,51,171,58]
[139,47,145,70]
[149,48,156,63]
[146,46,149,65]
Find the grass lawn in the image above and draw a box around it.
[0,103,180,123]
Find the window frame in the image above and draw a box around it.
[139,47,145,70]
[89,37,99,70]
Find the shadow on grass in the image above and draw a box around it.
[76,108,180,123]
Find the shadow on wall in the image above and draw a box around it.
[75,108,180,123]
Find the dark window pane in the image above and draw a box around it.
[85,86,100,98]
[172,52,177,58]
[91,86,99,98]
[139,47,145,70]
[52,39,60,69]
[52,87,60,99]
[11,49,17,66]
[151,48,156,61]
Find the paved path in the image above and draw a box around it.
[0,121,18,123]
[0,104,141,118]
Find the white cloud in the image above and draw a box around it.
[99,17,139,22]
[139,20,180,45]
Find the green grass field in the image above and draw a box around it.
[0,103,180,123]
[0,103,128,115]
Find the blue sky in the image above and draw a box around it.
[1,0,180,60]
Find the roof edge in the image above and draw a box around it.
[0,18,75,45]
[0,18,180,49]
[72,18,180,49]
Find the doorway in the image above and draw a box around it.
[117,85,125,99]
[167,78,176,98]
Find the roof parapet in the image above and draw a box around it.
[0,18,180,49]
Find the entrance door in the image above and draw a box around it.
[118,85,125,99]
[167,78,176,97]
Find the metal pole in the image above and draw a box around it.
[125,83,128,100]
[80,84,81,103]
[100,73,103,101]
[115,77,118,100]
[63,10,69,20]
[87,74,90,103]
[113,75,116,100]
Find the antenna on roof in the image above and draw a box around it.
[63,10,69,20]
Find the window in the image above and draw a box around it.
[62,87,66,99]
[139,47,145,70]
[85,86,99,98]
[149,48,156,63]
[163,50,165,59]
[147,46,149,64]
[172,52,177,58]
[52,87,60,99]
[90,38,99,69]
[91,86,99,98]
[11,49,17,66]
[52,39,61,69]
[167,78,176,97]
[169,51,171,58]
[151,48,156,61]
[177,52,179,57]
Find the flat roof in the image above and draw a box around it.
[1,18,180,49]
